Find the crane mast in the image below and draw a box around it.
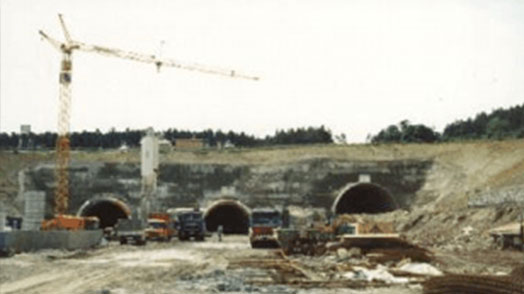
[40,14,258,215]
[55,50,72,213]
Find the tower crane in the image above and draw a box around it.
[40,14,259,216]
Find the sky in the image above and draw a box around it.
[1,0,523,142]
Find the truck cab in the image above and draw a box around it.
[174,209,206,241]
[249,208,282,248]
[115,218,147,246]
[145,213,175,242]
[145,218,173,242]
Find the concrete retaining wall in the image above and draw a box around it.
[21,159,433,215]
[0,230,103,254]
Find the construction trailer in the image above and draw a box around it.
[490,222,524,250]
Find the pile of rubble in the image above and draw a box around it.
[423,266,524,294]
[229,245,443,290]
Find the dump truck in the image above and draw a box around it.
[41,215,100,231]
[249,208,282,248]
[145,213,175,242]
[172,208,206,241]
[115,218,147,245]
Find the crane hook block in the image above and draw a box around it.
[60,73,72,84]
[60,60,72,84]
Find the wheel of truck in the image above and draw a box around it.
[178,232,186,241]
[120,238,128,245]
[196,235,204,241]
[136,238,147,246]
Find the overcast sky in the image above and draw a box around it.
[1,0,523,142]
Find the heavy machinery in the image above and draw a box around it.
[276,215,398,255]
[249,208,282,248]
[171,208,206,241]
[145,213,175,242]
[39,15,258,225]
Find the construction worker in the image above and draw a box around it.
[217,225,223,242]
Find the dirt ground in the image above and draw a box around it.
[1,235,521,294]
[0,235,417,294]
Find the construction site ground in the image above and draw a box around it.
[2,140,524,293]
[1,235,522,294]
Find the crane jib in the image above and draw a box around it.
[40,14,258,215]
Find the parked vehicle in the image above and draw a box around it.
[172,208,206,241]
[249,208,282,248]
[145,213,175,242]
[115,218,147,245]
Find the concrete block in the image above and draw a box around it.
[0,230,103,254]
[22,191,46,231]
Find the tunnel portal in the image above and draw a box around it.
[332,183,398,214]
[77,197,131,228]
[204,199,251,234]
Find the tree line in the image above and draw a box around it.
[370,103,524,143]
[0,126,333,149]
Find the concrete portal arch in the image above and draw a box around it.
[332,183,397,215]
[204,199,251,234]
[77,196,131,228]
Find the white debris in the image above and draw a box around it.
[398,263,443,276]
[347,247,362,257]
[462,226,474,236]
[336,248,349,260]
[345,265,409,284]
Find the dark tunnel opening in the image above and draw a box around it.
[78,199,130,228]
[204,201,250,234]
[333,183,398,215]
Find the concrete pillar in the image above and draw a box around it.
[22,191,46,231]
[0,211,5,231]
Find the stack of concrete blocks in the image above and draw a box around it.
[22,191,46,231]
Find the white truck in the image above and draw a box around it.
[116,218,147,246]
